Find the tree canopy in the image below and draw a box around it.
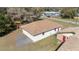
[0,14,16,36]
[60,8,77,18]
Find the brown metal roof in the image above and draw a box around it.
[21,19,62,36]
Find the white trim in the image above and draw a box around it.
[22,27,61,42]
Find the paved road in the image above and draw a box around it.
[50,18,79,25]
[16,33,33,47]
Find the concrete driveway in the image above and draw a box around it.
[58,27,79,51]
[16,33,33,47]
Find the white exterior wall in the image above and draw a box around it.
[22,27,61,42]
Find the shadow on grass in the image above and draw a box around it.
[55,41,65,51]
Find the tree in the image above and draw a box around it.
[60,8,77,19]
[31,7,44,16]
[0,14,16,36]
[24,8,45,22]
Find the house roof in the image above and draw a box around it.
[21,19,62,36]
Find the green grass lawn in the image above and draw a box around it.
[0,18,79,51]
[16,35,59,51]
[57,18,79,22]
[51,18,79,28]
[20,19,79,51]
[0,29,59,51]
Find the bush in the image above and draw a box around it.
[61,8,77,19]
[0,14,16,37]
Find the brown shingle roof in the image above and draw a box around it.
[21,19,62,36]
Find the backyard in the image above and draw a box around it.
[0,18,79,51]
[16,35,59,51]
[0,29,59,51]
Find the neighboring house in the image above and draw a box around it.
[40,11,60,19]
[21,20,62,42]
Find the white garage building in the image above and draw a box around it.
[21,20,62,42]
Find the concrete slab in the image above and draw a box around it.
[16,33,33,47]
